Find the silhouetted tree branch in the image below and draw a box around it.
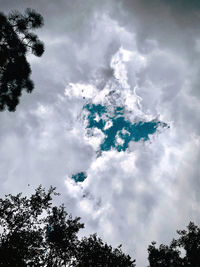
[0,8,45,111]
[0,186,136,266]
[148,222,200,267]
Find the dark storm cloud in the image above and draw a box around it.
[108,0,200,82]
[0,1,200,267]
[0,0,119,104]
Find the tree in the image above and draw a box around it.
[74,234,135,267]
[0,8,44,111]
[148,222,200,267]
[0,186,135,266]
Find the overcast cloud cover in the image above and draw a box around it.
[0,0,200,266]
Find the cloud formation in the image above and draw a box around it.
[0,1,200,266]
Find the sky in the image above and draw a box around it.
[0,0,200,266]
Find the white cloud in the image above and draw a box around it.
[0,1,200,267]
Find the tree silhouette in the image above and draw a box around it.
[0,8,44,111]
[148,222,200,267]
[74,234,135,267]
[0,186,135,266]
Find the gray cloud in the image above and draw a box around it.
[0,1,200,266]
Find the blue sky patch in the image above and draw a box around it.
[84,104,168,152]
[72,172,87,183]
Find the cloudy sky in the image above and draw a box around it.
[1,0,200,266]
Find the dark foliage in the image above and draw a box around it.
[148,222,200,267]
[0,8,44,111]
[0,186,135,266]
[74,234,135,267]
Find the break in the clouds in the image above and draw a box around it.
[66,47,169,155]
[84,103,164,152]
[0,0,200,266]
